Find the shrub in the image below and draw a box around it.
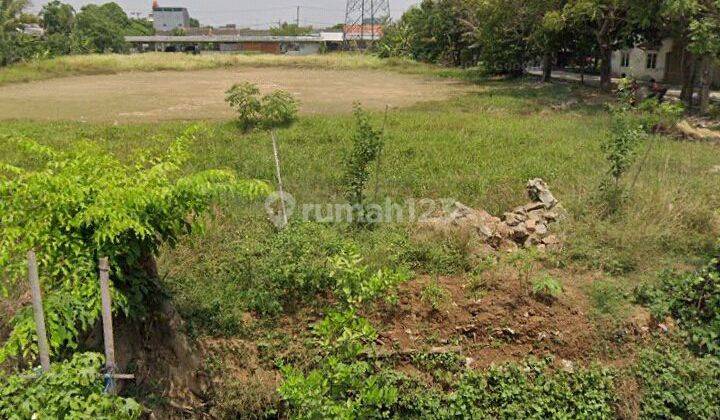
[421,278,451,311]
[329,249,410,308]
[258,90,298,129]
[225,82,262,130]
[635,256,720,356]
[531,274,563,302]
[634,346,720,419]
[341,105,384,227]
[0,352,142,418]
[225,82,298,131]
[0,128,270,364]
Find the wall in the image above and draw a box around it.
[612,39,673,82]
[153,9,190,32]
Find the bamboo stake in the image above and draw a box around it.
[271,130,289,228]
[27,250,51,373]
[374,105,390,202]
[98,257,116,394]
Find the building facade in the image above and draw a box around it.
[152,7,190,32]
[612,38,720,87]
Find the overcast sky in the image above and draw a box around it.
[29,0,420,28]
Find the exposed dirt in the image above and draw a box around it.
[368,267,645,370]
[0,68,474,123]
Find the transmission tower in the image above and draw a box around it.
[344,0,391,47]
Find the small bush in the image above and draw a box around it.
[329,249,410,308]
[225,82,298,131]
[421,278,451,311]
[531,274,563,302]
[0,352,142,418]
[635,256,720,356]
[634,345,720,419]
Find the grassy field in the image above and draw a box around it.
[0,52,475,86]
[1,54,719,417]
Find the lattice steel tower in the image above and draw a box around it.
[344,0,391,46]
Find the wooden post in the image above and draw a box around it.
[271,130,289,228]
[27,250,51,373]
[98,257,116,394]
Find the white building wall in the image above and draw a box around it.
[612,39,674,81]
[153,9,190,32]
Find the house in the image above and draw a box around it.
[151,2,190,32]
[612,38,720,87]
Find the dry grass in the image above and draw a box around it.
[0,52,448,87]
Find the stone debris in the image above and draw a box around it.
[418,178,564,254]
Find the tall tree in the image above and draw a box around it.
[40,0,75,35]
[564,0,635,91]
[0,0,30,33]
[688,1,720,114]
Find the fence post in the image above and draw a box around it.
[27,250,51,373]
[271,130,289,228]
[98,257,116,394]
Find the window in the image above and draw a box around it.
[646,52,658,69]
[621,51,630,67]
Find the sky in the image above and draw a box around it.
[29,0,420,28]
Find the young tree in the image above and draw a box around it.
[0,127,270,367]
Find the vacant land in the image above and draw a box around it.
[1,67,473,122]
[1,54,719,418]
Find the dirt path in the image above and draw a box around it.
[2,67,473,123]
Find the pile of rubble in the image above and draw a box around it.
[418,178,564,254]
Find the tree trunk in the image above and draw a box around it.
[542,52,553,83]
[698,55,713,115]
[600,45,613,92]
[680,50,696,108]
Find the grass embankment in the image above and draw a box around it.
[0,52,475,86]
[1,67,719,417]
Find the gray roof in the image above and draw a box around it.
[125,34,335,43]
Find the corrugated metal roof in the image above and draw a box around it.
[125,34,340,43]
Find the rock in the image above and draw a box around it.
[526,219,537,232]
[535,223,548,237]
[524,202,546,212]
[560,359,575,373]
[710,165,720,174]
[527,178,558,209]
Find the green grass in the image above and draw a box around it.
[0,52,479,86]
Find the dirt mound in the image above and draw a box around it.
[369,270,600,368]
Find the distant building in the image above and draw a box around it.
[20,24,44,36]
[612,38,720,87]
[152,5,190,32]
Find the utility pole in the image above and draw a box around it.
[296,6,300,27]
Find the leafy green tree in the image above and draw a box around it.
[0,127,270,365]
[378,0,474,67]
[563,0,637,91]
[40,0,75,35]
[270,22,313,36]
[0,0,31,65]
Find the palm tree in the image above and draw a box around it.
[0,0,30,34]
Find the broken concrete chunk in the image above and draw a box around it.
[416,178,563,253]
[527,178,558,209]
